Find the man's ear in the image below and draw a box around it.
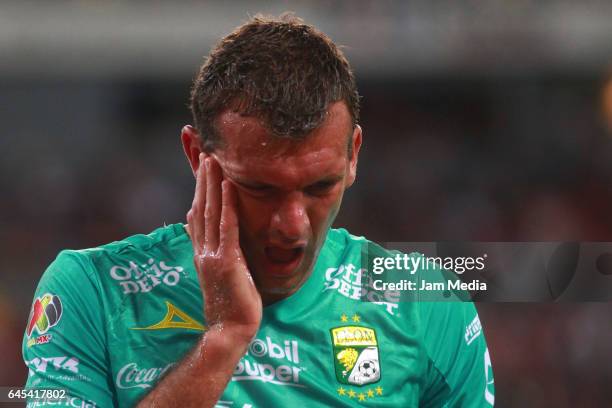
[181,125,206,177]
[346,125,362,188]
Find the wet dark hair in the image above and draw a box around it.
[189,13,360,151]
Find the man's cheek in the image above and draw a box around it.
[325,192,344,222]
[235,192,269,225]
[313,198,342,234]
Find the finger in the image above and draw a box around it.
[204,157,222,252]
[191,153,207,254]
[219,180,240,252]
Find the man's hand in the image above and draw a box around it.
[137,154,262,407]
[188,154,262,341]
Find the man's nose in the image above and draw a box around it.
[270,192,310,243]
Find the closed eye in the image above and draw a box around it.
[236,182,275,197]
[304,180,339,196]
[234,177,342,197]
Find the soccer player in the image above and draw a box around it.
[23,14,494,407]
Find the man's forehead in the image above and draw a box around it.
[212,101,352,184]
[215,101,353,146]
[214,101,352,155]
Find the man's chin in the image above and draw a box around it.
[256,274,304,295]
[261,285,298,296]
[252,265,312,302]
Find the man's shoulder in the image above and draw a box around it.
[42,223,190,286]
[79,222,187,257]
[326,227,394,257]
[73,222,185,257]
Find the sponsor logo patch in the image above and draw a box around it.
[324,264,399,316]
[26,356,79,374]
[485,348,495,405]
[215,401,253,408]
[465,315,482,346]
[27,334,53,348]
[109,258,186,295]
[131,301,205,331]
[116,362,175,389]
[233,336,305,388]
[25,356,90,383]
[26,395,98,407]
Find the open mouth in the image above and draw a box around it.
[265,246,305,264]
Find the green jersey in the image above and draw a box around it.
[23,225,494,407]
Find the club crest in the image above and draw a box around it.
[330,325,381,386]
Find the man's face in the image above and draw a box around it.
[211,101,361,301]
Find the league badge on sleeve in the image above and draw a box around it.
[26,293,63,347]
[330,321,381,386]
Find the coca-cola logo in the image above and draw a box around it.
[115,362,174,389]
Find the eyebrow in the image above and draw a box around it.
[231,174,344,190]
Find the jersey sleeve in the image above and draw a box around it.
[22,250,115,407]
[419,300,495,407]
